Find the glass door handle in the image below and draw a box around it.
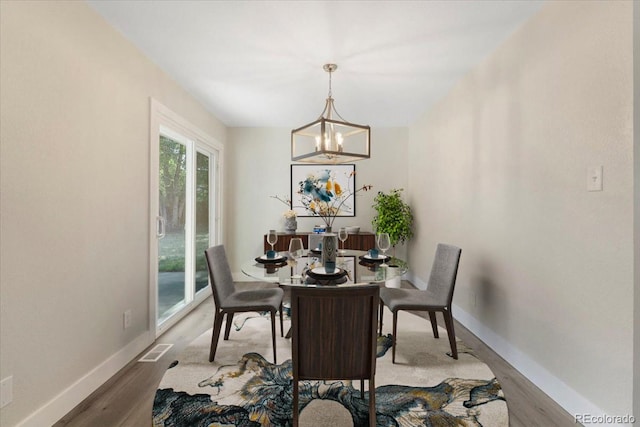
[157,216,166,239]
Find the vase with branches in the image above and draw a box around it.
[296,170,372,231]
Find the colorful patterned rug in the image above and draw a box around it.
[153,308,508,426]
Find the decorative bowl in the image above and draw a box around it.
[345,226,360,234]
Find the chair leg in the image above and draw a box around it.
[443,309,458,360]
[428,311,439,338]
[279,302,284,337]
[271,309,277,364]
[368,377,376,427]
[292,379,299,427]
[378,300,384,336]
[209,311,224,362]
[392,310,398,364]
[224,312,234,340]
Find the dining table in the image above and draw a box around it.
[241,249,408,286]
[242,249,407,338]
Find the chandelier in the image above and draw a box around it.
[291,64,371,164]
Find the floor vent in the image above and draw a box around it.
[138,343,173,362]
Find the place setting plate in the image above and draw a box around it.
[304,275,348,285]
[255,254,288,264]
[306,267,348,280]
[359,254,390,263]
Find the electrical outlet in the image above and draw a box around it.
[0,376,13,408]
[587,166,603,191]
[123,309,132,329]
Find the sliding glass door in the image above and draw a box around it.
[157,129,218,330]
[151,101,222,336]
[194,150,211,294]
[157,134,189,324]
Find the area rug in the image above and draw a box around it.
[153,308,507,426]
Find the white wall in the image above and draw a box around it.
[226,127,408,277]
[0,2,226,426]
[407,0,634,419]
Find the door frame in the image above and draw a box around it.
[149,98,224,337]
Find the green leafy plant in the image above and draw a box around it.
[372,189,413,248]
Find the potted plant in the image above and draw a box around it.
[372,189,413,288]
[371,189,413,255]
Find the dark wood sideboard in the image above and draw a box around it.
[264,231,375,252]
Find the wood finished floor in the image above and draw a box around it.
[55,282,577,427]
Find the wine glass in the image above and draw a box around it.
[266,229,278,252]
[288,238,304,281]
[338,227,348,254]
[377,232,391,267]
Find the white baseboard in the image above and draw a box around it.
[405,271,426,289]
[16,331,153,427]
[406,274,627,426]
[451,305,614,421]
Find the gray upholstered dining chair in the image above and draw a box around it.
[204,245,284,363]
[379,243,462,362]
[291,284,379,427]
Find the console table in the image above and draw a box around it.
[263,231,375,252]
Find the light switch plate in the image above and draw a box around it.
[123,309,132,329]
[587,166,603,191]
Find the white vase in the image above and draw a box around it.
[385,266,402,288]
[284,217,297,233]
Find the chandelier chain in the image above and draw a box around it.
[322,64,346,122]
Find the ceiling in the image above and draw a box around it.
[86,1,544,128]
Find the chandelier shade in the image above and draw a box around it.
[291,64,370,164]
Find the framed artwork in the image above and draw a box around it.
[290,164,356,218]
